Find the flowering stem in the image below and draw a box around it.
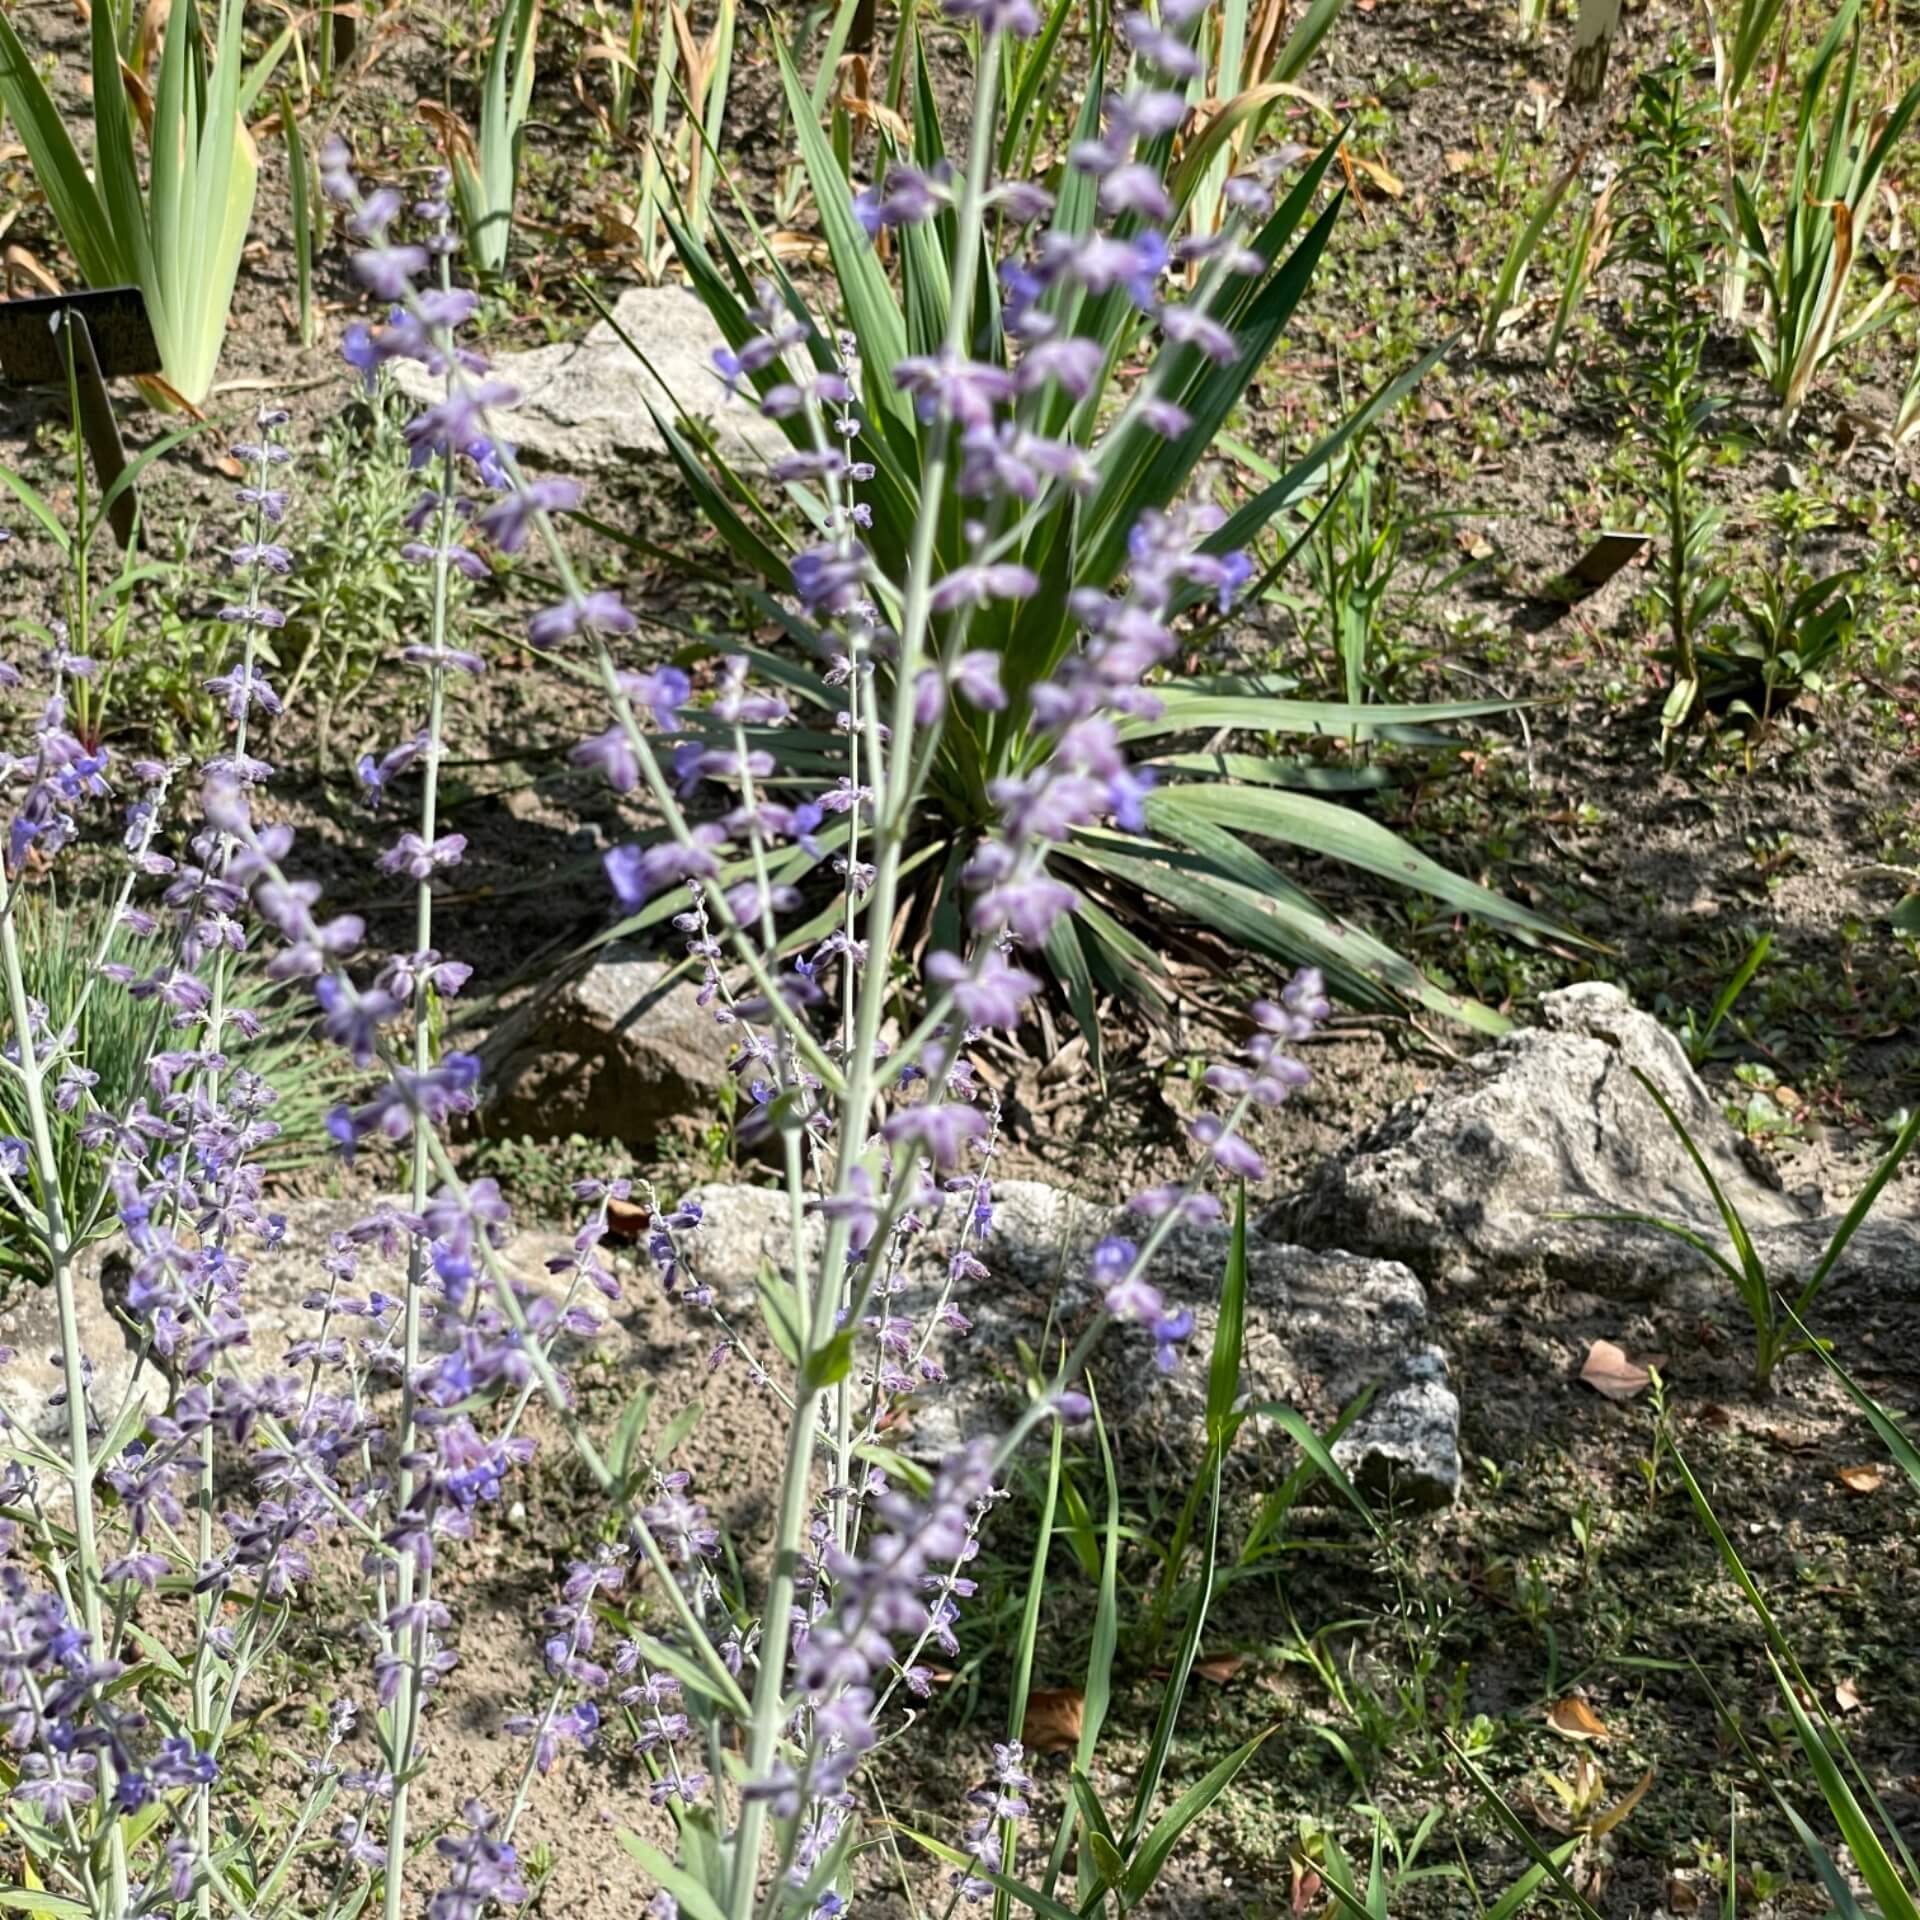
[0,864,129,1920]
[383,437,460,1920]
[722,46,1006,1920]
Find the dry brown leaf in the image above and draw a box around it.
[1580,1339,1650,1402]
[1547,1695,1610,1742]
[1194,1652,1246,1684]
[764,231,833,265]
[1021,1687,1083,1755]
[1836,1464,1885,1495]
[1344,150,1403,198]
[1835,1676,1864,1714]
[417,100,479,168]
[4,245,62,297]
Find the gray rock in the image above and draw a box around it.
[1285,982,1805,1299]
[1332,1347,1460,1509]
[486,954,736,1143]
[1746,1211,1920,1316]
[390,285,789,472]
[905,1179,1460,1507]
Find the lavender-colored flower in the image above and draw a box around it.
[353,244,430,298]
[476,477,582,552]
[942,0,1042,32]
[929,563,1040,614]
[603,831,724,910]
[378,832,467,880]
[881,1102,988,1169]
[527,590,637,650]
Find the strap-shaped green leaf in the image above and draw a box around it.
[0,14,122,285]
[1147,781,1560,938]
[772,35,914,437]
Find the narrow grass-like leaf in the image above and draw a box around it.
[1146,782,1560,941]
[614,1832,726,1920]
[772,35,913,436]
[1781,1303,1920,1493]
[1207,1187,1249,1449]
[0,14,121,283]
[1772,1656,1918,1920]
[1122,1726,1276,1903]
[1244,1399,1387,1539]
[896,1832,1083,1920]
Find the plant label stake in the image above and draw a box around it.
[1565,529,1652,595]
[0,287,162,550]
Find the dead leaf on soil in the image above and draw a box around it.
[1835,1676,1864,1714]
[1836,1464,1885,1495]
[1547,1695,1611,1742]
[1580,1339,1650,1401]
[1344,150,1403,198]
[1021,1687,1084,1755]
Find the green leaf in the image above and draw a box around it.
[643,400,794,584]
[1085,193,1345,577]
[1244,1399,1386,1539]
[1206,1188,1249,1448]
[1772,1655,1918,1920]
[1206,336,1455,559]
[896,1831,1084,1920]
[1067,830,1507,1033]
[1123,1443,1222,1851]
[1781,1802,1874,1920]
[802,1327,858,1395]
[1115,690,1516,742]
[652,1402,704,1463]
[1145,782,1561,941]
[1484,1837,1586,1920]
[614,1831,727,1920]
[0,14,121,285]
[1044,911,1103,1086]
[0,1893,93,1918]
[1123,1726,1275,1903]
[1627,1067,1771,1317]
[1798,1101,1920,1310]
[1781,1302,1920,1494]
[1447,1737,1609,1920]
[609,1384,656,1484]
[772,36,914,438]
[92,424,205,545]
[756,1267,805,1366]
[0,464,74,557]
[996,1419,1063,1920]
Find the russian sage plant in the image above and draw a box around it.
[2,8,1345,1920]
[638,2,1553,1041]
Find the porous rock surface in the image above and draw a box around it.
[483,952,736,1144]
[1282,982,1807,1300]
[389,285,788,471]
[906,1180,1462,1509]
